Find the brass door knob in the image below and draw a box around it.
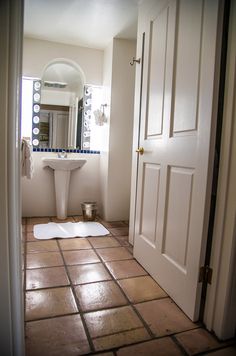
[136,147,144,155]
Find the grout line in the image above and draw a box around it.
[91,326,147,341]
[25,284,70,292]
[170,325,202,337]
[24,217,213,356]
[55,238,96,353]
[87,237,155,340]
[81,303,129,315]
[25,311,81,323]
[25,261,101,270]
[111,335,187,355]
[171,334,191,355]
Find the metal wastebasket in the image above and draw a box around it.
[81,202,97,221]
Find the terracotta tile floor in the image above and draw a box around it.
[22,216,236,355]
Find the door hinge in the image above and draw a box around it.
[199,266,213,284]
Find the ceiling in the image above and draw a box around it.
[24,0,140,50]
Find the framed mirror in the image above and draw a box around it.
[21,59,105,151]
[33,59,84,149]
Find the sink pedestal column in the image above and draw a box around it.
[42,157,86,220]
[54,170,71,220]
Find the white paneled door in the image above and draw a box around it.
[134,0,222,321]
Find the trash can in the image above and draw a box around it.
[81,202,97,221]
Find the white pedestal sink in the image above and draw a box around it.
[42,157,86,220]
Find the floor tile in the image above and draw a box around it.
[59,238,91,250]
[21,230,26,241]
[26,224,34,232]
[27,217,51,224]
[73,215,85,222]
[101,221,127,228]
[135,298,197,337]
[26,240,59,253]
[63,250,100,265]
[204,346,236,355]
[26,266,69,290]
[118,276,167,303]
[25,287,78,321]
[51,216,75,223]
[175,328,223,355]
[88,237,120,248]
[105,260,147,279]
[96,247,132,262]
[114,236,130,246]
[68,263,112,284]
[26,232,38,242]
[84,306,143,338]
[24,215,228,356]
[21,231,26,242]
[26,252,64,269]
[109,227,129,236]
[126,245,133,254]
[117,337,183,355]
[93,328,150,352]
[75,281,127,312]
[84,306,150,351]
[26,314,90,356]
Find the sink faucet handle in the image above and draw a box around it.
[58,150,67,158]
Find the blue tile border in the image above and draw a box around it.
[33,148,100,154]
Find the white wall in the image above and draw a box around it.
[99,41,113,219]
[23,37,103,84]
[22,38,103,217]
[22,152,101,217]
[101,39,136,221]
[107,39,136,220]
[22,37,136,221]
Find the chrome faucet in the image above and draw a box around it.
[58,150,67,158]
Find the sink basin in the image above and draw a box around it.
[42,157,86,171]
[42,157,86,220]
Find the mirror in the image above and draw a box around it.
[21,59,105,151]
[33,59,84,149]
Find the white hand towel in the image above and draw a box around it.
[21,138,33,179]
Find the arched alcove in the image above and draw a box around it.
[41,58,86,100]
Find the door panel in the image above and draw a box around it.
[140,163,161,246]
[163,166,194,270]
[146,7,168,138]
[173,0,203,134]
[134,0,221,321]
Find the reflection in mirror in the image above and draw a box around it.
[39,104,70,148]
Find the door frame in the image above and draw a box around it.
[129,31,145,246]
[204,0,236,339]
[0,0,25,354]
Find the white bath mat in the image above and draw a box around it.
[33,222,109,240]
